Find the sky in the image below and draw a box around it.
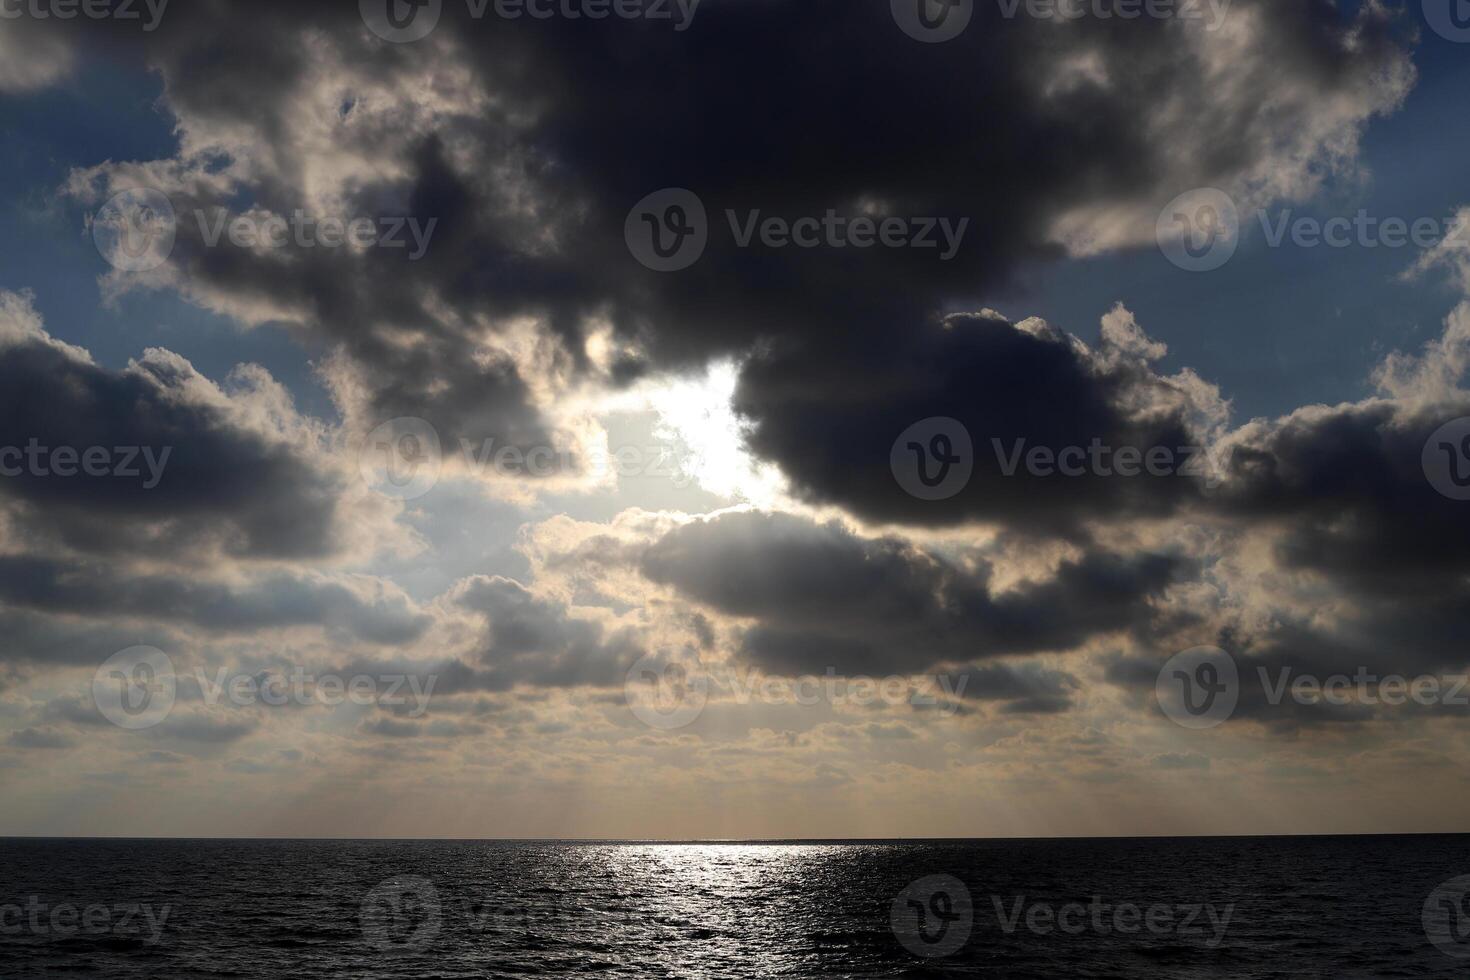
[2,0,1470,839]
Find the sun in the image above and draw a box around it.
[639,358,787,508]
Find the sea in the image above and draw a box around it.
[2,835,1468,978]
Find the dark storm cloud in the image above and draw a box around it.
[40,698,260,744]
[0,556,430,644]
[1215,399,1470,595]
[7,727,76,750]
[1108,642,1388,731]
[0,312,347,560]
[65,0,1410,461]
[949,662,1081,715]
[0,606,179,670]
[23,0,1446,740]
[449,575,643,688]
[359,716,484,739]
[739,311,1203,532]
[151,713,259,743]
[1143,395,1470,722]
[1106,587,1470,732]
[640,511,1187,676]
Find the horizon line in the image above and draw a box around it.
[3,830,1467,843]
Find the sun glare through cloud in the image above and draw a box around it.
[5,0,1470,974]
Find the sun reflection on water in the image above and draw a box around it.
[589,843,866,978]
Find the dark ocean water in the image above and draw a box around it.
[2,835,1469,978]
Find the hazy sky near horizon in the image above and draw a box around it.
[3,0,1470,839]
